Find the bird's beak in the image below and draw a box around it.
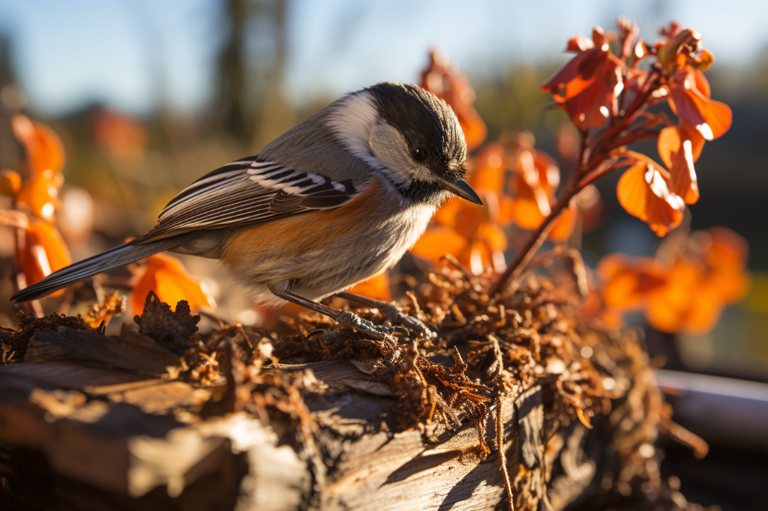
[442,178,483,205]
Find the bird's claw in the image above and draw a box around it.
[378,303,437,339]
[306,307,435,344]
[307,310,398,343]
[336,310,395,339]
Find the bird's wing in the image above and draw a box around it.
[136,155,358,244]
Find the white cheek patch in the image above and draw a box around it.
[326,91,383,170]
[326,92,437,188]
[368,123,434,185]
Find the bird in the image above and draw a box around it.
[11,82,482,339]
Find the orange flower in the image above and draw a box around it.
[510,133,577,241]
[420,49,487,151]
[11,114,65,176]
[132,252,216,315]
[698,228,750,304]
[512,145,559,230]
[667,67,731,141]
[347,272,392,302]
[410,227,468,261]
[15,170,60,222]
[579,288,625,328]
[541,27,624,129]
[469,142,506,193]
[17,221,72,297]
[644,258,703,332]
[616,160,685,236]
[597,228,750,335]
[598,253,667,310]
[411,190,506,274]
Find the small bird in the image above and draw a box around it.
[11,83,482,338]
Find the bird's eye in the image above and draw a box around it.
[412,147,428,163]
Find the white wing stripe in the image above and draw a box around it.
[159,176,252,219]
[150,160,358,239]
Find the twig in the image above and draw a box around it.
[497,395,514,511]
[489,178,579,297]
[491,66,668,299]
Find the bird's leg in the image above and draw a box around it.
[270,288,403,341]
[337,292,437,339]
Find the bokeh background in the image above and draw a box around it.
[1,1,768,509]
[0,0,766,382]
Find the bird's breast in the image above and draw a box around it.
[220,178,435,295]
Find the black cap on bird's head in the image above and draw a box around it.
[365,83,482,206]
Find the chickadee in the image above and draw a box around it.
[12,83,482,338]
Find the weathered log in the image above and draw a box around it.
[0,276,706,510]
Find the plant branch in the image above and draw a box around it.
[490,68,666,298]
[490,176,579,297]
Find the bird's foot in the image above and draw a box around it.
[377,303,437,340]
[308,310,407,344]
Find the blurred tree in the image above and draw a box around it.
[0,34,23,171]
[212,0,290,149]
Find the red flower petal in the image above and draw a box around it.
[669,69,732,140]
[542,46,623,129]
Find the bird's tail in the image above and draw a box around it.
[10,237,184,303]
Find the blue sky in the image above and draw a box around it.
[0,0,765,115]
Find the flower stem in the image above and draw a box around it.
[490,68,665,298]
[489,177,579,297]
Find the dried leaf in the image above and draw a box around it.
[85,291,127,329]
[134,291,199,354]
[576,407,593,429]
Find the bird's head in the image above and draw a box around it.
[327,82,483,206]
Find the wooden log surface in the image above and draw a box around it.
[0,281,706,511]
[0,325,574,511]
